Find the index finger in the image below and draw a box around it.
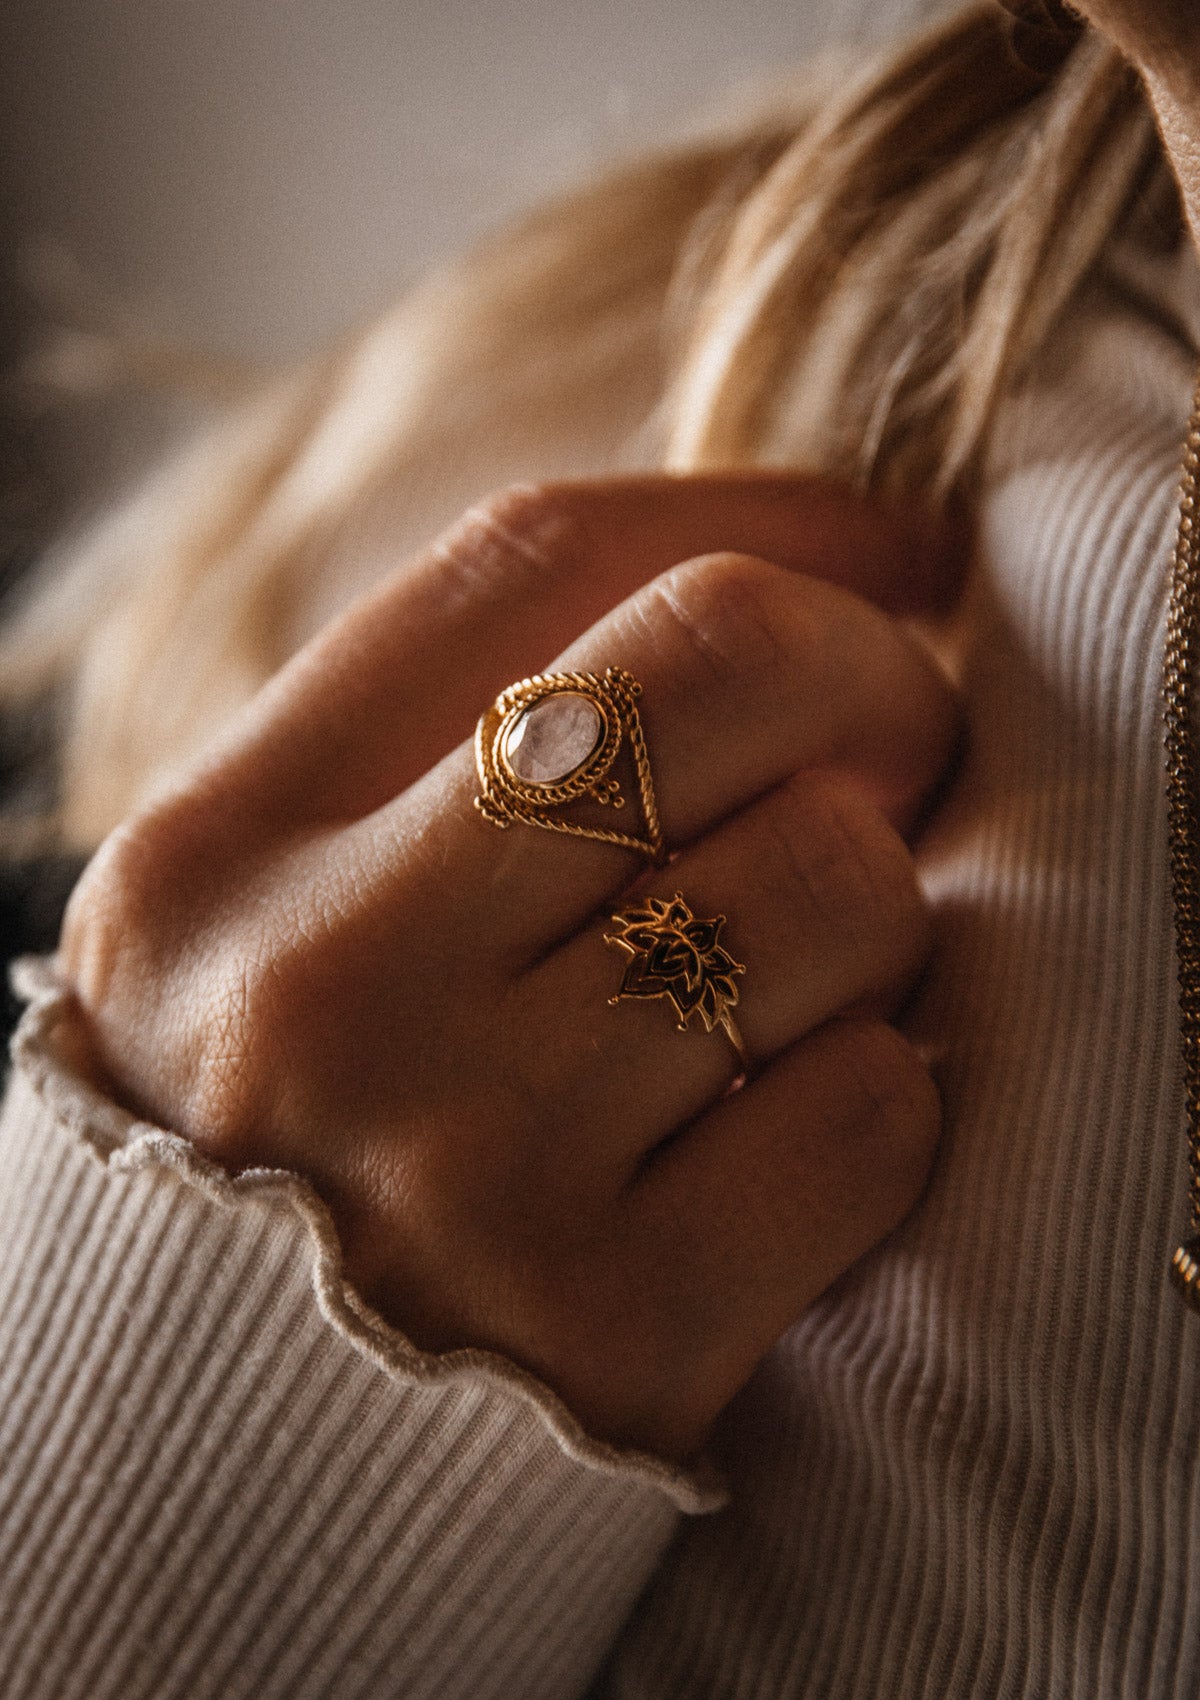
[217,473,967,830]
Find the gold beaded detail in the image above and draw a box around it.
[1164,379,1200,1308]
[474,667,666,864]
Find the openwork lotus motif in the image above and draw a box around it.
[605,892,744,1034]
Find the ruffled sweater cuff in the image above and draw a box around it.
[0,959,721,1700]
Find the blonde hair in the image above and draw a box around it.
[1,0,1169,848]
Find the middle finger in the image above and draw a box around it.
[498,768,931,1171]
[363,549,957,961]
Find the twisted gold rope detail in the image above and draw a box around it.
[474,667,666,863]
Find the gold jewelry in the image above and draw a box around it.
[475,667,665,863]
[605,891,749,1073]
[1164,377,1200,1310]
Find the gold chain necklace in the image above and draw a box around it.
[1164,380,1200,1306]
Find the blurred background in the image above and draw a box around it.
[1,0,926,356]
[0,0,929,516]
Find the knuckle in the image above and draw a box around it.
[59,831,139,971]
[837,1018,941,1206]
[778,779,929,972]
[63,793,288,1164]
[61,805,188,995]
[653,552,793,697]
[445,481,585,586]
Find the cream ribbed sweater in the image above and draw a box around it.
[3,245,1200,1700]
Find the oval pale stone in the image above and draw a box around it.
[505,693,603,785]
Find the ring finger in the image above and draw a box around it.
[501,767,931,1176]
[364,548,957,961]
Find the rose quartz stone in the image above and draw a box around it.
[505,693,602,785]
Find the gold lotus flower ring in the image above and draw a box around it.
[605,891,749,1074]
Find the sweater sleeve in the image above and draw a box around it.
[0,959,724,1700]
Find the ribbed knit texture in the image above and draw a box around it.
[4,224,1200,1700]
[594,258,1200,1696]
[0,970,686,1700]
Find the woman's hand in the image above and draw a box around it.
[61,473,963,1461]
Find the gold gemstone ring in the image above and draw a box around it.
[605,891,749,1074]
[474,668,665,864]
